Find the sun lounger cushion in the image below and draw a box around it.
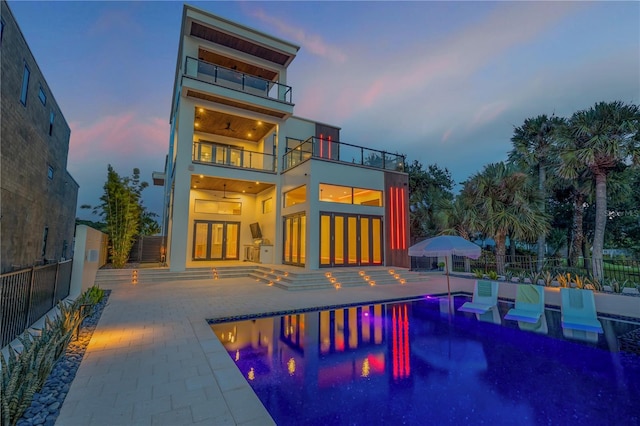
[561,288,603,333]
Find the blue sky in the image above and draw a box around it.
[8,1,639,221]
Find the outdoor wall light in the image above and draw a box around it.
[400,279,406,285]
[389,269,395,275]
[131,270,138,285]
[325,272,332,278]
[369,281,376,286]
[394,274,400,279]
[364,275,370,281]
[359,271,365,276]
[330,278,336,283]
[268,281,274,286]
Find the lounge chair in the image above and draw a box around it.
[560,288,603,333]
[504,284,545,323]
[458,280,499,314]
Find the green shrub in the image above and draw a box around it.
[473,269,485,278]
[0,287,102,425]
[487,270,499,281]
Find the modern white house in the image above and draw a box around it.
[155,4,409,272]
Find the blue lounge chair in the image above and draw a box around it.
[505,284,545,323]
[560,288,603,333]
[458,280,499,314]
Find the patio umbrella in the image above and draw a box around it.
[409,235,482,313]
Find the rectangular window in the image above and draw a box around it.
[284,185,306,207]
[38,86,46,105]
[1,19,5,46]
[20,64,30,105]
[49,111,55,136]
[47,165,54,180]
[262,197,273,214]
[194,199,241,215]
[319,183,383,206]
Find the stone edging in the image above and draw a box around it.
[16,291,111,426]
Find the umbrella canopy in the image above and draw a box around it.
[409,235,481,259]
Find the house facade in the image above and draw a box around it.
[156,5,409,272]
[0,1,79,273]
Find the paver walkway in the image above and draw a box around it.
[56,273,452,425]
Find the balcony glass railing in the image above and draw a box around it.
[185,57,293,104]
[283,137,406,172]
[193,141,276,172]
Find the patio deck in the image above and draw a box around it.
[55,271,448,425]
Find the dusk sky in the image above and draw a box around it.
[9,1,639,221]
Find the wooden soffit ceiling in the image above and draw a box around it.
[194,107,275,142]
[190,22,291,66]
[190,176,274,194]
[198,49,278,82]
[186,90,287,119]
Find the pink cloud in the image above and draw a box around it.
[471,101,509,127]
[68,112,168,164]
[441,128,453,143]
[251,9,347,63]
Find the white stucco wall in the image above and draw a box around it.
[69,225,107,297]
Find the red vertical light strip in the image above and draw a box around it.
[389,188,396,250]
[319,133,324,158]
[328,135,332,159]
[398,306,404,376]
[392,306,398,379]
[395,187,401,250]
[403,305,410,375]
[400,188,407,249]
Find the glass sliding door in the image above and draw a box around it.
[192,221,240,261]
[283,213,306,266]
[319,213,383,267]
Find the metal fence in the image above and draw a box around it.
[1,259,73,347]
[446,254,640,284]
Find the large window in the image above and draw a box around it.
[283,213,306,266]
[284,185,306,207]
[20,64,30,105]
[194,199,241,215]
[319,184,383,206]
[49,111,55,136]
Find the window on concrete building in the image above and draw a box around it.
[284,185,306,207]
[262,197,273,214]
[20,64,30,105]
[38,86,46,105]
[49,111,55,136]
[1,19,5,46]
[47,165,54,180]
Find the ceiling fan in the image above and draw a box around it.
[220,121,236,132]
[216,183,241,200]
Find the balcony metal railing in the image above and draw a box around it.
[185,57,293,104]
[283,136,406,172]
[193,141,276,172]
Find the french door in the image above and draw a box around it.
[193,221,240,261]
[283,213,306,266]
[320,213,383,267]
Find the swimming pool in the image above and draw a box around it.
[209,296,640,425]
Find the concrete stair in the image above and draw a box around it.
[94,265,426,290]
[249,266,425,291]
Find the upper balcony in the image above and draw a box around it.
[193,140,276,173]
[283,137,406,173]
[183,57,294,118]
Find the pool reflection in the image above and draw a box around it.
[209,297,639,426]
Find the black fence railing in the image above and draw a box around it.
[1,259,73,347]
[185,57,293,103]
[412,252,640,285]
[283,136,406,172]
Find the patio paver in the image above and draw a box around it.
[55,271,448,425]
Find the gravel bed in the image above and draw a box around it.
[16,291,111,426]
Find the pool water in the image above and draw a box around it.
[209,296,640,425]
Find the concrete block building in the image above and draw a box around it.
[155,5,409,271]
[0,0,79,272]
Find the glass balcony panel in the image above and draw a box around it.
[193,141,275,172]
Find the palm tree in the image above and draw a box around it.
[508,114,564,270]
[557,101,640,279]
[460,162,549,274]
